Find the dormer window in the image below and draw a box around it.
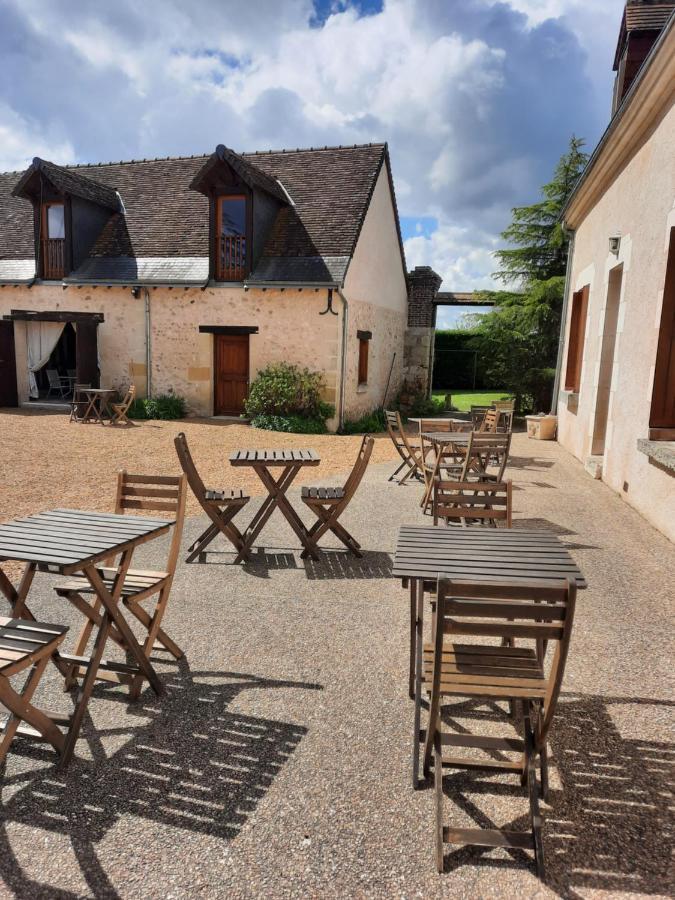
[41,202,66,279]
[216,195,247,281]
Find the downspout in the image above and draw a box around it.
[336,287,349,429]
[550,229,575,414]
[144,287,152,398]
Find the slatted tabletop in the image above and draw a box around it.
[409,418,469,427]
[422,432,472,444]
[0,509,172,575]
[229,448,320,466]
[393,525,586,587]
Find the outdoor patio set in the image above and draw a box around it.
[0,403,584,881]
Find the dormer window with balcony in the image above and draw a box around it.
[216,195,247,281]
[41,201,66,279]
[190,144,289,284]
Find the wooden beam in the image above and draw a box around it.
[6,309,104,324]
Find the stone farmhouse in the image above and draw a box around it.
[0,142,442,428]
[556,0,675,540]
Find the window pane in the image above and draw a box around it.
[219,197,246,236]
[47,204,65,239]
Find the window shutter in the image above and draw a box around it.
[649,228,675,429]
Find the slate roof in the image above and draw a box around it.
[12,157,122,211]
[0,143,403,286]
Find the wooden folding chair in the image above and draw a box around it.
[463,432,512,482]
[301,435,374,557]
[422,577,576,879]
[478,408,499,433]
[110,384,136,425]
[385,411,423,483]
[0,617,69,764]
[56,471,187,699]
[69,383,90,422]
[434,479,512,528]
[470,405,490,429]
[174,431,251,562]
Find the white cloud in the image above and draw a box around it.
[0,0,613,284]
[404,222,500,291]
[0,104,75,172]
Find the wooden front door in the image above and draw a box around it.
[0,321,18,407]
[214,334,249,415]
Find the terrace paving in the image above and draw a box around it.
[0,433,672,898]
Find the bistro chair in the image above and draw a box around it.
[300,435,374,557]
[56,471,187,699]
[46,368,68,399]
[463,431,512,482]
[478,407,499,433]
[421,577,576,879]
[470,405,490,429]
[174,432,251,562]
[110,384,136,425]
[0,617,69,764]
[433,479,512,528]
[385,410,423,483]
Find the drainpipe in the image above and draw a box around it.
[550,229,575,414]
[144,287,152,398]
[336,287,349,429]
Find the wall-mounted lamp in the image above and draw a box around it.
[609,234,621,256]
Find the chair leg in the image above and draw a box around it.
[388,459,407,482]
[523,702,546,880]
[124,596,183,659]
[128,585,171,701]
[0,657,65,763]
[434,728,444,873]
[64,596,102,689]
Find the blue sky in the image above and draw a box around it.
[0,0,624,324]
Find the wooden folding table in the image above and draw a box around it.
[230,449,320,562]
[0,508,172,765]
[392,524,586,787]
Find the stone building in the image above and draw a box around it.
[0,142,427,429]
[555,1,675,540]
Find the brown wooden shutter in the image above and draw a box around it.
[564,285,589,392]
[75,320,100,387]
[649,228,675,429]
[358,338,369,385]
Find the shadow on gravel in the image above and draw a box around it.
[507,456,555,471]
[0,665,322,899]
[426,693,673,897]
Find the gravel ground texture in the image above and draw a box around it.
[0,423,673,899]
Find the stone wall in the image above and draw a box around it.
[402,266,441,396]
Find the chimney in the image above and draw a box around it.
[612,1,675,114]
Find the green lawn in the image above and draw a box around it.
[432,389,511,413]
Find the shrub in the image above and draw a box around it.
[250,413,329,434]
[340,407,387,434]
[127,393,186,420]
[244,363,326,419]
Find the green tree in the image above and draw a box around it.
[472,136,589,412]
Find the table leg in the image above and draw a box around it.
[83,558,164,697]
[234,464,309,563]
[256,465,320,560]
[412,578,424,789]
[80,394,98,423]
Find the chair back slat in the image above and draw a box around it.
[173,431,206,506]
[470,405,490,429]
[341,435,375,502]
[436,577,576,748]
[434,479,512,527]
[479,408,499,433]
[115,470,187,576]
[418,418,453,433]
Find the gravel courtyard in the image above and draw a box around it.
[0,417,672,898]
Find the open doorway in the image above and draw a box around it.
[591,265,623,455]
[32,322,77,401]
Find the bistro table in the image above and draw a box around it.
[392,523,586,786]
[229,449,321,562]
[0,508,172,766]
[420,431,473,510]
[80,388,117,424]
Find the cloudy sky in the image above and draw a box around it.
[0,0,623,323]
